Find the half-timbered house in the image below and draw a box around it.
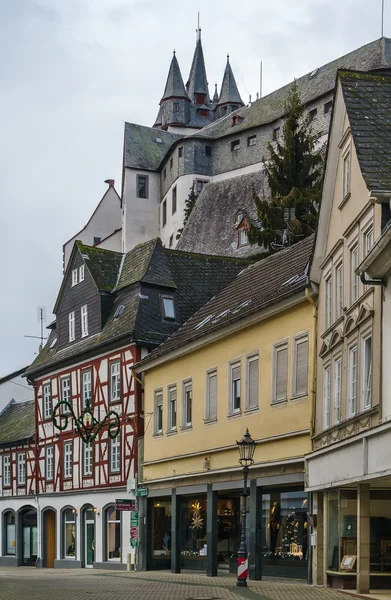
[0,238,249,569]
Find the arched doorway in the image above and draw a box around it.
[20,508,37,566]
[43,509,56,568]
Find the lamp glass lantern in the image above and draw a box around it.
[236,428,256,467]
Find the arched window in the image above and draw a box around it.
[64,509,76,559]
[106,506,121,561]
[4,511,16,555]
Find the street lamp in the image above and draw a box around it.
[236,428,256,588]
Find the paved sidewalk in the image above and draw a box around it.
[0,566,344,600]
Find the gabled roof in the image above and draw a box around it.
[177,170,267,257]
[124,123,182,171]
[217,57,243,107]
[340,70,391,192]
[0,400,35,445]
[188,37,391,140]
[75,241,122,292]
[186,35,209,100]
[0,366,28,384]
[136,236,314,369]
[161,53,189,103]
[26,240,250,378]
[116,238,175,291]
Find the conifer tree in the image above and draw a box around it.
[176,184,198,240]
[248,80,325,251]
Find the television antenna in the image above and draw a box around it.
[24,307,48,351]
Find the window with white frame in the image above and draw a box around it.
[110,362,121,402]
[83,443,93,476]
[79,264,85,281]
[64,509,76,558]
[161,296,175,320]
[110,435,120,472]
[245,354,259,411]
[343,151,351,198]
[43,382,52,419]
[205,370,217,422]
[72,269,78,286]
[292,335,308,397]
[238,229,249,247]
[68,311,75,342]
[325,276,332,329]
[17,453,26,485]
[45,446,54,481]
[364,227,374,257]
[362,333,372,410]
[183,381,192,427]
[230,362,241,413]
[81,370,92,409]
[154,391,163,434]
[81,304,88,337]
[107,507,121,560]
[64,441,73,479]
[350,245,359,304]
[334,358,342,424]
[168,386,177,431]
[3,455,11,487]
[61,376,71,414]
[272,342,288,403]
[323,365,331,428]
[336,263,343,319]
[348,345,358,417]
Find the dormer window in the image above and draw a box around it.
[195,93,206,105]
[238,228,249,248]
[161,296,175,320]
[72,269,78,287]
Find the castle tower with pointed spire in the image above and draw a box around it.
[153,28,243,133]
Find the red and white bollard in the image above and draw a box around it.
[237,556,248,585]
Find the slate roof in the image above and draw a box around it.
[217,57,243,107]
[124,123,182,171]
[188,37,391,140]
[76,241,122,292]
[177,170,267,257]
[339,70,391,192]
[137,236,314,369]
[186,37,210,100]
[26,240,250,377]
[161,53,189,102]
[0,401,35,445]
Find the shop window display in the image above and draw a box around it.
[151,499,172,557]
[217,497,241,560]
[180,497,207,558]
[371,490,391,572]
[4,511,16,555]
[262,491,309,564]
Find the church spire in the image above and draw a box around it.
[186,27,210,104]
[217,54,244,108]
[212,83,219,104]
[160,51,189,103]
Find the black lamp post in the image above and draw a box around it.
[236,428,256,588]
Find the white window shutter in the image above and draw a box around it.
[247,357,259,409]
[295,340,308,396]
[276,347,288,401]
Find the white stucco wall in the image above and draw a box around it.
[122,168,160,253]
[63,186,122,270]
[96,229,122,253]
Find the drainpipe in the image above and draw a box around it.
[360,273,384,286]
[305,288,317,438]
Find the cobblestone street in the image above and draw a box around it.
[0,568,345,600]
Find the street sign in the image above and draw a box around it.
[115,499,135,511]
[130,526,139,539]
[136,487,148,497]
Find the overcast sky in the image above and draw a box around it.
[0,0,387,376]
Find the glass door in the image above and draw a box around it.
[85,509,95,568]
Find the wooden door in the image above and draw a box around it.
[45,511,56,568]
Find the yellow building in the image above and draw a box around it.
[136,236,315,578]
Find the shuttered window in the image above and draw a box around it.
[273,343,288,403]
[206,371,217,422]
[246,354,259,410]
[154,391,163,434]
[168,386,177,431]
[230,363,241,413]
[293,336,308,397]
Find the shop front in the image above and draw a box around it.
[143,474,309,580]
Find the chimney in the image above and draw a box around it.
[105,179,115,188]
